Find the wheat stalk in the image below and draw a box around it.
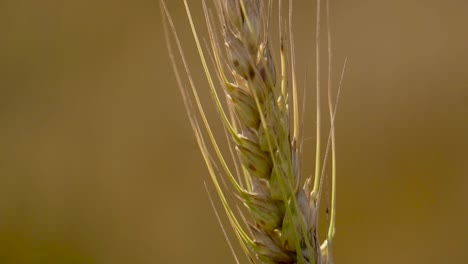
[161,0,346,263]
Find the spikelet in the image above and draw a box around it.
[162,0,346,263]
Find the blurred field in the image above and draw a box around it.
[0,0,467,263]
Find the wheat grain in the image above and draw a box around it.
[162,0,344,263]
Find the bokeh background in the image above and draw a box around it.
[1,0,467,263]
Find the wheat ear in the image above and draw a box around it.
[162,0,345,263]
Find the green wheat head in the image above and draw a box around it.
[162,0,346,263]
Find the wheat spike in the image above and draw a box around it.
[162,0,344,263]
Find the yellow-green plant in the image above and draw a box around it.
[162,0,346,263]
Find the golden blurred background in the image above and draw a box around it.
[0,0,467,263]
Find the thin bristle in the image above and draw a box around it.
[313,0,322,195]
[205,182,241,264]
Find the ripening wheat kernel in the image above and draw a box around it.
[162,0,345,263]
